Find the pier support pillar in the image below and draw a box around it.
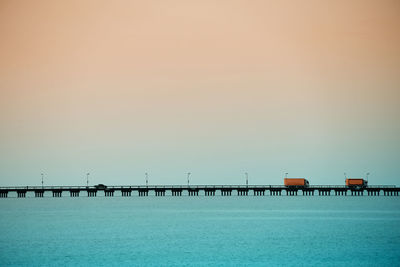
[238,190,248,196]
[70,190,80,197]
[17,190,27,198]
[221,190,232,196]
[139,190,149,197]
[121,190,132,197]
[172,190,182,196]
[270,190,282,196]
[87,190,97,197]
[52,190,62,197]
[205,190,215,196]
[155,190,165,196]
[189,190,199,196]
[105,190,114,197]
[35,190,44,198]
[0,191,8,198]
[254,190,265,196]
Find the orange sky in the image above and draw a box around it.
[0,0,400,185]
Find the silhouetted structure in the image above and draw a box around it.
[0,184,398,198]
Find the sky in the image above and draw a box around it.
[0,0,400,186]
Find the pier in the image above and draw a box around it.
[0,185,399,198]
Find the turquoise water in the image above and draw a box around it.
[0,197,400,266]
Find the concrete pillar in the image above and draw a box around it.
[87,190,97,197]
[221,190,232,196]
[17,191,27,198]
[70,191,79,197]
[238,190,248,196]
[155,190,165,196]
[189,190,196,196]
[0,191,8,198]
[122,190,132,197]
[172,190,182,196]
[105,190,114,197]
[35,190,44,197]
[52,191,62,197]
[139,190,148,197]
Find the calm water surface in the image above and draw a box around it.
[0,197,399,266]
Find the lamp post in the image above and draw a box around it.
[187,172,191,186]
[41,173,44,188]
[245,172,248,187]
[145,172,148,186]
[285,172,288,179]
[86,173,90,187]
[366,172,370,182]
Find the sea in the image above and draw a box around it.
[0,196,399,266]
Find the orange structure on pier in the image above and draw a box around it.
[284,178,309,187]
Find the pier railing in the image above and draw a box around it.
[0,184,396,190]
[0,184,398,198]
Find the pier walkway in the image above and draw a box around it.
[0,185,399,198]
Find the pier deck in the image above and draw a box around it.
[0,185,398,198]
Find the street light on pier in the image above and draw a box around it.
[245,172,248,187]
[145,172,148,186]
[366,172,370,182]
[284,172,288,179]
[41,173,44,188]
[86,173,90,187]
[187,172,191,186]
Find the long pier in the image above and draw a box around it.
[0,185,399,198]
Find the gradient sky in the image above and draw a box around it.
[1,0,400,186]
